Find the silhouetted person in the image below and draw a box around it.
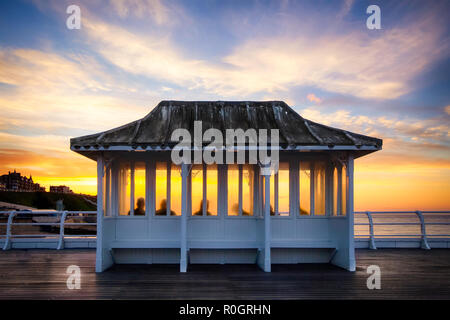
[134,197,145,216]
[299,206,309,215]
[155,199,176,216]
[193,199,213,216]
[230,203,251,216]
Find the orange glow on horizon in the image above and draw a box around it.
[7,153,450,211]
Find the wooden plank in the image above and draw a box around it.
[0,249,449,299]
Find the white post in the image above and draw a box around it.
[263,170,271,272]
[180,163,190,272]
[347,155,356,271]
[416,210,431,250]
[337,163,342,216]
[2,211,16,250]
[57,211,68,250]
[167,162,171,216]
[325,162,330,215]
[130,161,135,216]
[366,211,377,250]
[105,167,111,216]
[310,164,315,216]
[202,163,207,216]
[238,165,243,215]
[95,154,104,272]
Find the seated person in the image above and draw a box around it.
[193,200,213,216]
[134,197,145,216]
[230,203,251,216]
[155,199,176,216]
[299,206,310,215]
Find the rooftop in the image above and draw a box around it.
[70,101,382,155]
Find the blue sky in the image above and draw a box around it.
[0,0,449,209]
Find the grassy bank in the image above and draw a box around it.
[0,191,96,211]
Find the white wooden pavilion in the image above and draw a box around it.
[70,101,382,272]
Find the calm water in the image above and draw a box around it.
[354,212,450,238]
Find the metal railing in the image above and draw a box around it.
[354,211,450,249]
[0,210,96,250]
[1,210,449,250]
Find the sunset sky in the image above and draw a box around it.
[0,0,449,210]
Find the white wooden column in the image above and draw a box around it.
[347,155,356,271]
[95,154,104,272]
[105,166,110,216]
[310,163,315,216]
[325,161,332,216]
[337,163,342,216]
[130,161,135,216]
[258,163,272,272]
[264,173,271,271]
[180,163,190,272]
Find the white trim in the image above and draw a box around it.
[71,145,380,152]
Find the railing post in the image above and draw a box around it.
[57,211,68,250]
[365,211,377,250]
[416,210,430,250]
[3,211,16,250]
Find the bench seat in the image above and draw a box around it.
[109,239,336,249]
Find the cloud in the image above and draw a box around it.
[336,0,354,20]
[297,106,450,171]
[1,0,449,202]
[75,3,447,100]
[306,93,322,104]
[0,148,95,177]
[110,0,168,21]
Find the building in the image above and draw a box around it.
[71,100,382,273]
[49,185,73,193]
[0,170,45,192]
[0,182,6,191]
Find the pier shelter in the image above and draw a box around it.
[70,101,382,272]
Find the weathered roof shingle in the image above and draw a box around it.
[70,100,382,150]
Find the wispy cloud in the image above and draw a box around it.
[0,0,449,204]
[74,2,448,100]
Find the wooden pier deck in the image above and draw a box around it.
[0,249,449,299]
